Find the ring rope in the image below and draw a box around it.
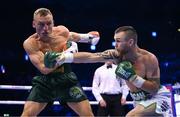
[0,85,179,90]
[0,85,92,91]
[0,85,133,105]
[0,100,133,105]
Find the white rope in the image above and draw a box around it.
[0,85,179,90]
[0,85,133,105]
[0,100,133,105]
[0,85,32,90]
[0,85,92,91]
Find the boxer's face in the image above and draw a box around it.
[33,14,54,38]
[114,31,130,54]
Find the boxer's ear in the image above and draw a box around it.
[32,21,36,28]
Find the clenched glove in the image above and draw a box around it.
[115,61,136,81]
[44,51,61,68]
[115,61,146,88]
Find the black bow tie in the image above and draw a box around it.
[107,65,112,69]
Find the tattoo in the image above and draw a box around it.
[95,49,118,59]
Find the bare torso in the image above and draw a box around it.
[121,49,160,92]
[23,26,70,74]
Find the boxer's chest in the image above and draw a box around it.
[38,36,67,53]
[133,62,146,78]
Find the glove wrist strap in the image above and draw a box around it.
[64,53,74,63]
[56,53,73,66]
[132,75,146,88]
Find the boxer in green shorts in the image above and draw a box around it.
[21,8,100,117]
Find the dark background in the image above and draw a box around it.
[0,0,180,116]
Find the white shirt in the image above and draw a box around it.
[92,63,129,102]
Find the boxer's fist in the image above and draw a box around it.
[78,31,100,46]
[88,31,100,46]
[115,61,136,81]
[44,51,60,68]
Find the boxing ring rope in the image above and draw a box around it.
[0,85,92,91]
[0,85,133,105]
[0,100,99,105]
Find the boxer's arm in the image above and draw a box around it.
[56,26,100,45]
[139,55,160,94]
[73,50,117,63]
[23,40,56,75]
[43,49,121,68]
[55,49,120,67]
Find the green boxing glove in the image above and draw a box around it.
[115,61,146,88]
[115,61,136,81]
[44,51,61,68]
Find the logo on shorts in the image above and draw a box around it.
[160,100,170,112]
[69,86,83,99]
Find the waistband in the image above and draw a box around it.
[46,71,72,77]
[130,90,152,101]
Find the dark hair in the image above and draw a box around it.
[115,26,138,43]
[33,8,52,19]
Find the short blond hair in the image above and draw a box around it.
[33,8,52,19]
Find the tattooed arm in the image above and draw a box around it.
[53,49,121,67]
[73,49,120,63]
